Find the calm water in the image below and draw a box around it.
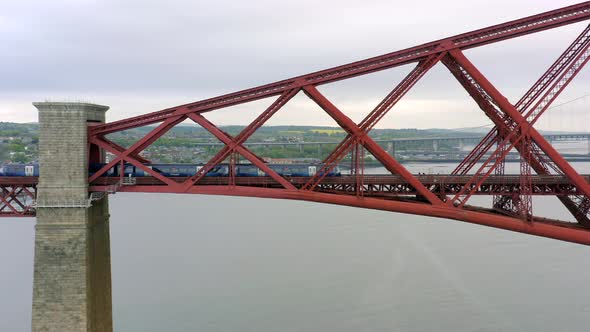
[1,159,589,331]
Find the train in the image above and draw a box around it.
[0,164,39,176]
[0,163,341,177]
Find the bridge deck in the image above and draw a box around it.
[1,174,587,219]
[0,177,38,185]
[82,174,590,197]
[2,174,588,187]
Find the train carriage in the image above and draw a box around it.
[0,164,39,176]
[1,162,340,177]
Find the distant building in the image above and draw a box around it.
[263,157,321,164]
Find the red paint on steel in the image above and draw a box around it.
[302,85,444,205]
[452,25,590,176]
[186,113,296,190]
[89,3,590,136]
[6,2,584,243]
[447,49,590,205]
[0,180,36,217]
[89,185,590,246]
[302,53,445,191]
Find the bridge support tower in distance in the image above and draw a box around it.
[387,141,395,157]
[32,102,112,332]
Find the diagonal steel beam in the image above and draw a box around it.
[517,24,590,112]
[0,186,31,213]
[2,187,26,211]
[0,188,13,212]
[90,137,181,188]
[89,113,186,183]
[452,24,590,176]
[181,88,299,190]
[303,85,444,205]
[447,49,590,206]
[187,113,296,190]
[443,54,590,225]
[0,187,19,213]
[302,52,446,191]
[98,136,151,164]
[89,3,590,136]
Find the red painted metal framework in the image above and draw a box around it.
[82,2,590,245]
[0,178,37,217]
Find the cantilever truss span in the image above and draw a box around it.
[86,2,590,244]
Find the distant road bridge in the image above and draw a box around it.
[185,133,590,157]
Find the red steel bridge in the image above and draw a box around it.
[4,2,590,245]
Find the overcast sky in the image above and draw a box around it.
[1,0,589,130]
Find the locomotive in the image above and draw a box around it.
[1,163,341,177]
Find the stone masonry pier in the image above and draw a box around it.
[32,102,112,332]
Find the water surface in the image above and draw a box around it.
[1,161,589,331]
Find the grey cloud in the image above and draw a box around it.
[0,0,588,129]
